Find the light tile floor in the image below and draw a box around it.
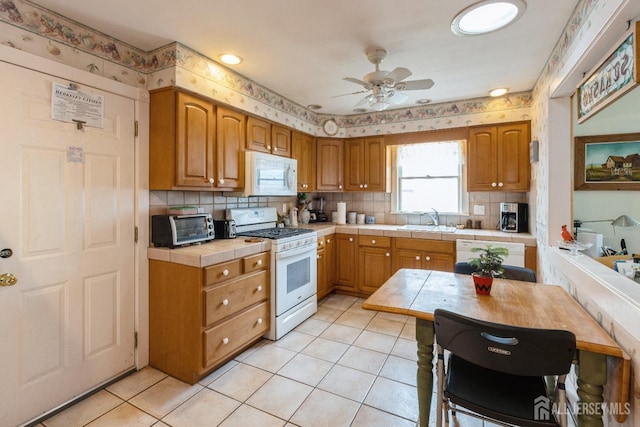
[37,294,530,427]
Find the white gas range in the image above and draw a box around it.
[227,207,317,340]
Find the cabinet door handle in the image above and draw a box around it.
[317,255,320,259]
[222,337,229,345]
[363,184,368,188]
[219,178,225,185]
[415,256,420,261]
[371,239,376,245]
[327,239,331,243]
[267,145,272,150]
[257,259,262,266]
[425,256,431,261]
[222,299,229,306]
[257,285,263,292]
[273,147,277,152]
[386,252,390,257]
[339,185,343,189]
[319,241,323,246]
[491,182,497,187]
[257,318,263,324]
[498,182,504,187]
[349,237,354,242]
[223,269,229,276]
[209,178,215,184]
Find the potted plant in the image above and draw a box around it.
[467,245,509,295]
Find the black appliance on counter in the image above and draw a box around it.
[500,202,528,233]
[309,197,328,222]
[214,219,237,239]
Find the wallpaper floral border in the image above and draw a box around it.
[0,0,593,134]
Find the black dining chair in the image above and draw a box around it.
[454,261,537,282]
[434,309,576,427]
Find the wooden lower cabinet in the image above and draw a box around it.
[334,233,358,292]
[392,238,455,274]
[149,252,270,384]
[358,236,392,294]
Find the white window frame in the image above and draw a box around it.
[390,140,468,215]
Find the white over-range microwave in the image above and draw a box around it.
[243,151,297,196]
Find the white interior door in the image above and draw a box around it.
[0,60,136,426]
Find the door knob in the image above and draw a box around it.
[0,273,17,286]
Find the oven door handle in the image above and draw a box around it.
[276,243,316,260]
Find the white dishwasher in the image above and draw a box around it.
[456,239,525,267]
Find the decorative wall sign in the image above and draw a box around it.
[52,82,105,128]
[574,132,640,190]
[577,22,639,123]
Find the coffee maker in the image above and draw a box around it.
[311,197,328,222]
[500,202,528,233]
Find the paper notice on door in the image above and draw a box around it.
[51,82,104,128]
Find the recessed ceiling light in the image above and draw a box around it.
[451,0,526,36]
[219,53,242,65]
[416,98,432,104]
[307,104,322,110]
[489,87,509,97]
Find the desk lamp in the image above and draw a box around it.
[574,215,640,237]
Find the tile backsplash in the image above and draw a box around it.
[150,190,528,231]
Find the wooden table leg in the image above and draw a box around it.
[416,318,435,427]
[577,350,606,427]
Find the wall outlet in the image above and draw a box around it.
[473,204,485,215]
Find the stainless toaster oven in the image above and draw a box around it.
[152,214,214,248]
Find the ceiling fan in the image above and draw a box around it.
[338,47,434,111]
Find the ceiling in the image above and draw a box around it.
[31,0,578,115]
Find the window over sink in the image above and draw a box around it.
[390,140,467,214]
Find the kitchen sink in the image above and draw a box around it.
[398,225,458,233]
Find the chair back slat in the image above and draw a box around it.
[434,309,575,376]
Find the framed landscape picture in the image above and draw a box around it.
[574,133,640,190]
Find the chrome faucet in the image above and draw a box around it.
[426,208,439,226]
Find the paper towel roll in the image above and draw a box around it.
[337,202,346,225]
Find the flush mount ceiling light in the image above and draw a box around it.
[307,104,322,110]
[451,0,526,36]
[489,87,509,97]
[219,53,242,65]
[416,98,432,104]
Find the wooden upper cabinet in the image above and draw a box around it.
[292,131,316,191]
[316,138,344,191]
[246,116,271,154]
[467,121,530,191]
[216,107,245,190]
[150,88,216,189]
[271,124,291,157]
[246,118,291,157]
[344,136,386,191]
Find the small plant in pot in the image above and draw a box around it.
[467,245,509,295]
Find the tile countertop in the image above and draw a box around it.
[300,223,536,246]
[147,238,271,268]
[147,223,536,268]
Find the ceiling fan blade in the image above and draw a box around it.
[331,89,369,98]
[343,77,373,89]
[395,78,434,91]
[386,67,412,83]
[389,91,409,105]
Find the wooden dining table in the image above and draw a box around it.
[362,269,631,427]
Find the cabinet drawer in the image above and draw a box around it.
[358,236,390,248]
[205,270,269,326]
[204,259,242,286]
[244,252,270,273]
[393,237,453,254]
[204,301,269,367]
[317,235,326,250]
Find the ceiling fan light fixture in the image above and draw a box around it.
[451,0,526,36]
[489,87,509,97]
[219,53,242,65]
